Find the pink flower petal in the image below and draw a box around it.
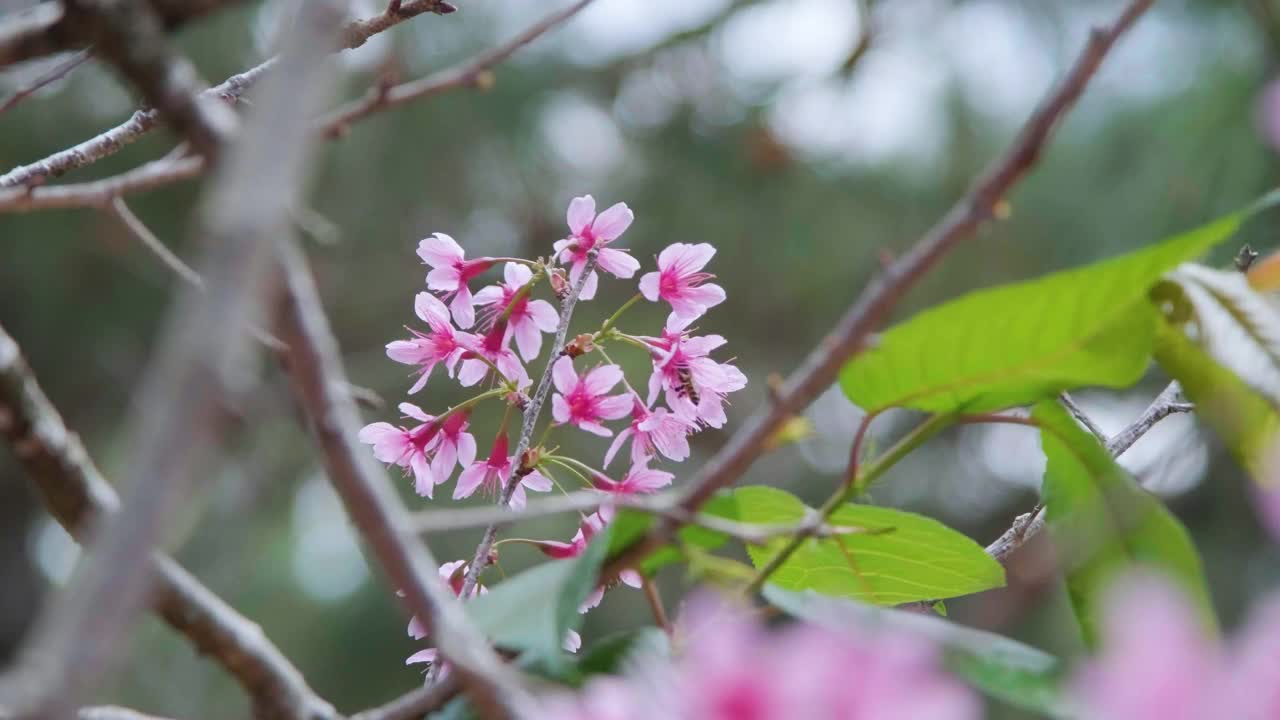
[638,272,661,302]
[582,364,624,396]
[453,462,488,500]
[527,299,559,332]
[566,195,596,235]
[591,202,634,241]
[552,356,578,394]
[416,233,463,267]
[414,291,452,327]
[597,247,640,279]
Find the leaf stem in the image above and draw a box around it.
[595,292,644,339]
[740,412,955,597]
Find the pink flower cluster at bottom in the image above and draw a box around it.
[1074,574,1280,720]
[537,595,981,720]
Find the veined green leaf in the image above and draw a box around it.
[765,586,1072,718]
[1034,400,1215,645]
[466,524,612,669]
[733,486,1004,605]
[840,211,1249,414]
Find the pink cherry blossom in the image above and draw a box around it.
[429,411,477,486]
[638,243,726,330]
[357,402,441,497]
[531,513,606,560]
[552,195,640,301]
[417,232,495,329]
[645,327,747,429]
[604,396,695,467]
[453,434,553,509]
[592,462,674,522]
[406,560,484,672]
[385,292,476,394]
[473,262,559,361]
[1074,574,1223,720]
[551,357,632,436]
[457,319,529,388]
[540,594,979,720]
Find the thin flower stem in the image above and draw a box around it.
[542,455,597,487]
[593,345,640,397]
[486,257,540,268]
[498,270,544,323]
[431,387,509,425]
[456,251,600,601]
[595,292,644,340]
[842,410,881,491]
[740,413,956,597]
[642,578,672,635]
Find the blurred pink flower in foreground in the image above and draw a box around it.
[539,594,979,719]
[1075,573,1280,720]
[639,242,726,330]
[554,194,639,300]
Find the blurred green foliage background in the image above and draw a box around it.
[3,0,1280,717]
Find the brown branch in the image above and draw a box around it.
[0,323,335,720]
[1,705,179,720]
[600,0,1156,582]
[323,0,596,133]
[0,0,592,209]
[0,0,456,189]
[274,237,531,719]
[0,48,91,115]
[0,4,346,716]
[349,675,462,720]
[0,0,248,69]
[457,250,600,600]
[104,196,204,288]
[985,381,1194,563]
[60,0,237,158]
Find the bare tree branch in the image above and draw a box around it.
[600,0,1157,583]
[0,0,456,189]
[274,237,531,719]
[104,196,204,288]
[59,0,238,158]
[349,675,461,720]
[0,0,248,69]
[0,3,345,715]
[0,322,335,720]
[0,48,91,115]
[985,381,1194,564]
[0,0,595,209]
[1,704,180,720]
[324,0,597,132]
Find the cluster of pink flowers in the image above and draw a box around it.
[359,195,746,671]
[538,594,981,719]
[1074,573,1280,720]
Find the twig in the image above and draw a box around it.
[0,0,595,212]
[1060,391,1107,442]
[0,4,344,716]
[642,579,672,635]
[983,381,1194,563]
[59,0,237,158]
[600,0,1156,583]
[1,705,179,720]
[274,238,529,718]
[0,0,246,68]
[349,675,462,720]
[457,251,600,601]
[0,323,335,720]
[104,196,204,288]
[0,0,456,188]
[323,0,597,132]
[0,48,91,115]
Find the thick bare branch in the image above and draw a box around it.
[0,0,247,69]
[0,0,456,189]
[0,323,335,720]
[601,0,1156,582]
[274,238,531,718]
[0,3,344,716]
[60,0,237,158]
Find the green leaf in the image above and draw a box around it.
[611,495,739,576]
[1034,400,1215,645]
[764,586,1071,718]
[1153,284,1280,482]
[732,486,1005,605]
[577,627,670,678]
[840,211,1249,414]
[465,523,612,668]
